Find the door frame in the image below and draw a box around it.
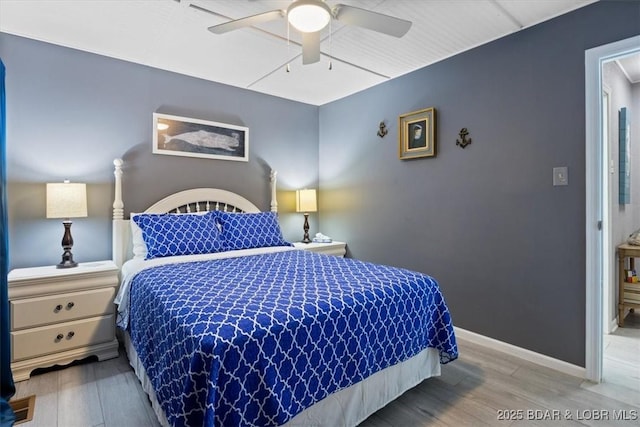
[585,35,640,383]
[601,84,613,335]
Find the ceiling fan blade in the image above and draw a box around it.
[207,10,284,34]
[301,31,321,65]
[333,4,412,38]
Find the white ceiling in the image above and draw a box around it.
[616,53,640,84]
[0,0,604,105]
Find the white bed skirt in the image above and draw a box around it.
[123,333,441,427]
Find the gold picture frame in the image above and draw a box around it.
[398,107,437,160]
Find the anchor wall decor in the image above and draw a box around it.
[456,128,472,148]
[377,121,388,138]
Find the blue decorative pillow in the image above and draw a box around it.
[217,211,292,250]
[132,211,225,259]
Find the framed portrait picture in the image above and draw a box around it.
[153,113,249,162]
[398,107,436,160]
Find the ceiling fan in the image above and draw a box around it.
[207,0,412,65]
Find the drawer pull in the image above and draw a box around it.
[67,331,75,339]
[54,304,63,312]
[56,333,63,341]
[66,302,75,309]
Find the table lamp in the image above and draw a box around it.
[296,189,317,244]
[46,181,87,268]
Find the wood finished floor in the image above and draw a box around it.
[592,310,640,408]
[12,327,640,427]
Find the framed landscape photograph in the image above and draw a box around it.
[398,107,436,160]
[153,113,249,162]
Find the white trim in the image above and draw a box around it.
[454,327,586,379]
[585,42,604,384]
[601,84,613,334]
[585,36,640,384]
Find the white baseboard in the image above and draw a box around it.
[454,327,586,379]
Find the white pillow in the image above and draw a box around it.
[130,213,147,259]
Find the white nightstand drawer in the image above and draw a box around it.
[293,241,347,257]
[11,287,116,330]
[11,314,116,362]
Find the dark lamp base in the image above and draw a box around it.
[301,213,311,245]
[56,259,78,269]
[57,221,78,268]
[57,248,78,269]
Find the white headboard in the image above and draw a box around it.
[111,158,278,268]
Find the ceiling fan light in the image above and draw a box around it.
[287,1,331,33]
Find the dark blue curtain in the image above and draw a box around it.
[0,58,16,426]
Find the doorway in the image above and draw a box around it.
[601,52,640,400]
[585,35,640,384]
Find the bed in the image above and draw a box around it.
[110,159,458,427]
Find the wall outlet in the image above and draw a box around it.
[553,166,568,186]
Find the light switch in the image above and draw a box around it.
[553,166,568,186]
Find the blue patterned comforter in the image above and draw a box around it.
[122,249,457,427]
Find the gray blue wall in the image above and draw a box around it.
[1,34,319,270]
[318,0,640,366]
[2,1,640,367]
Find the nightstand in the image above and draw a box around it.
[293,241,347,257]
[8,261,120,381]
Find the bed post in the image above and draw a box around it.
[270,170,278,213]
[112,159,128,269]
[113,159,124,220]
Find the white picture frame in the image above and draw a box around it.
[152,113,249,162]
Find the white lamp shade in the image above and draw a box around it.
[46,182,88,219]
[296,189,317,213]
[287,0,331,33]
